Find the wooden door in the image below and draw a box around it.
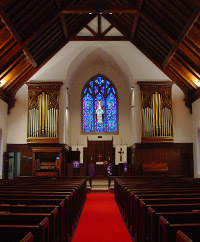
[86,140,115,176]
[96,141,104,163]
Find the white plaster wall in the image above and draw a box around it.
[6,41,193,148]
[70,63,131,148]
[0,99,8,177]
[192,99,200,178]
[7,85,28,144]
[172,85,193,143]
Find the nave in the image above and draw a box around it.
[1,176,200,242]
[72,193,132,242]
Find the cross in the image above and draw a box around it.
[118,148,124,162]
[97,154,103,162]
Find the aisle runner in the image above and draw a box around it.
[72,193,132,242]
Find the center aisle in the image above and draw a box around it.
[72,193,133,242]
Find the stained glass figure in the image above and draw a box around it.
[82,75,118,133]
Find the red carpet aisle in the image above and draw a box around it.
[72,193,133,242]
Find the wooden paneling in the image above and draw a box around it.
[7,144,32,176]
[7,143,66,177]
[134,143,193,177]
[85,140,115,165]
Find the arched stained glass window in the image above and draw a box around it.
[82,75,118,133]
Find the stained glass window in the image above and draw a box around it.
[82,75,118,133]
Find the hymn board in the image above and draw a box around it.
[138,81,174,143]
[27,82,62,143]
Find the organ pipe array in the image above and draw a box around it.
[138,81,173,142]
[27,82,62,142]
[28,92,58,138]
[142,92,172,137]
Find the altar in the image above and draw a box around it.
[95,164,107,176]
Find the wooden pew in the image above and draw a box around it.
[113,177,200,242]
[176,230,194,242]
[159,215,200,242]
[0,198,65,242]
[142,163,168,175]
[137,197,200,242]
[147,204,200,242]
[0,215,49,242]
[0,206,59,242]
[0,231,33,242]
[0,177,87,242]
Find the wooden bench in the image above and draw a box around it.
[176,230,194,242]
[113,177,200,242]
[0,231,33,242]
[0,177,87,242]
[0,215,49,242]
[142,163,168,175]
[0,207,59,242]
[137,197,200,242]
[147,204,200,242]
[159,215,200,242]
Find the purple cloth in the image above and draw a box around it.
[106,164,113,176]
[123,162,128,173]
[72,161,80,168]
[88,164,95,176]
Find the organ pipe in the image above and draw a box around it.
[28,92,58,138]
[142,92,172,137]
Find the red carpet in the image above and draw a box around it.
[72,193,133,242]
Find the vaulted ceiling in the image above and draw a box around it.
[0,0,199,113]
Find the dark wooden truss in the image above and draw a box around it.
[0,0,199,113]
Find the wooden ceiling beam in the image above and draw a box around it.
[85,25,97,36]
[98,14,101,38]
[62,5,138,14]
[71,36,126,41]
[59,13,69,40]
[102,25,113,36]
[0,10,23,44]
[70,14,95,39]
[23,48,38,68]
[139,11,176,46]
[0,89,15,114]
[103,14,130,39]
[130,0,144,40]
[162,8,200,68]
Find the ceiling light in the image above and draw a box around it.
[89,13,92,15]
[194,77,200,87]
[109,13,112,15]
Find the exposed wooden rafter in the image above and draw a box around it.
[162,8,200,68]
[0,0,199,113]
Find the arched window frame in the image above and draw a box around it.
[81,74,119,134]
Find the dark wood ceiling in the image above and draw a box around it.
[0,0,199,112]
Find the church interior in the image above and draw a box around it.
[0,0,200,241]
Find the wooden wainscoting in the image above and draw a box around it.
[134,143,193,177]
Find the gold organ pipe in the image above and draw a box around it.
[45,93,48,136]
[155,93,157,136]
[158,94,161,136]
[42,92,45,135]
[39,95,42,136]
[152,94,155,136]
